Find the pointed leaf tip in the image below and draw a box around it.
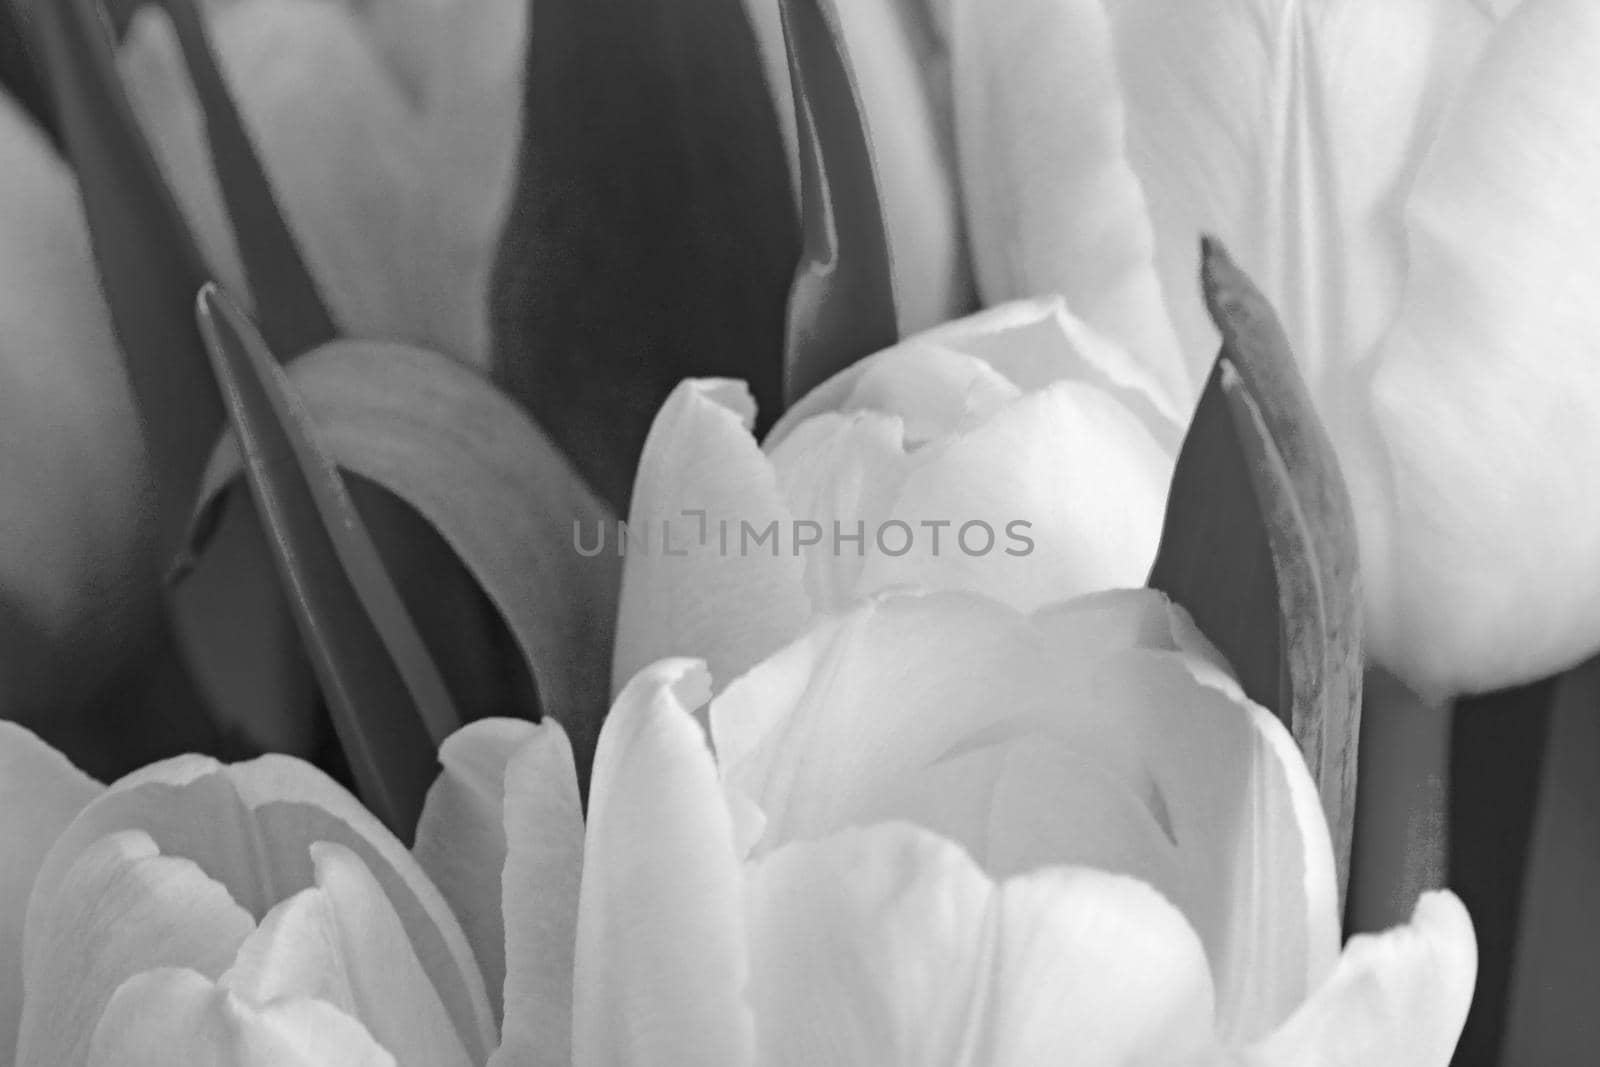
[164,0,337,358]
[1151,239,1363,904]
[196,285,459,838]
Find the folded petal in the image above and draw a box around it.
[852,730,1184,902]
[859,381,1172,611]
[1101,0,1491,401]
[836,0,973,333]
[28,754,495,1063]
[221,843,475,1067]
[613,380,811,695]
[712,592,1054,848]
[1360,0,1600,695]
[492,722,585,1067]
[767,297,1182,452]
[1243,891,1475,1065]
[575,660,755,1066]
[0,723,100,1056]
[1087,649,1340,1042]
[88,967,395,1067]
[745,823,1216,1065]
[950,0,1188,403]
[16,831,254,1067]
[413,718,540,1018]
[765,409,915,612]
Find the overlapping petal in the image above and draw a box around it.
[949,0,1187,403]
[120,0,525,366]
[88,967,395,1067]
[25,753,496,1064]
[613,380,812,695]
[221,843,476,1067]
[574,660,756,1066]
[0,722,100,1056]
[15,830,254,1067]
[745,825,1216,1065]
[1242,892,1477,1066]
[491,722,585,1067]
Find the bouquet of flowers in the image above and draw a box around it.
[3,0,1595,1062]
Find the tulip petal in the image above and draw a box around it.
[852,730,1184,904]
[1361,0,1600,695]
[949,0,1189,404]
[492,722,585,1067]
[767,297,1183,453]
[413,718,539,1019]
[712,592,1054,848]
[121,0,518,365]
[28,754,496,1063]
[222,843,475,1067]
[0,91,148,707]
[834,0,973,333]
[1089,649,1340,1042]
[859,381,1172,611]
[745,823,1216,1065]
[765,409,914,611]
[0,722,100,1056]
[1243,891,1476,1065]
[88,967,395,1067]
[575,660,755,1066]
[1101,0,1490,402]
[613,380,811,695]
[16,830,255,1067]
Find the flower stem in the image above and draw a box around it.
[1345,666,1451,934]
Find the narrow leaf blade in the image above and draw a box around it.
[186,339,622,787]
[778,0,899,406]
[1149,238,1364,901]
[196,285,459,837]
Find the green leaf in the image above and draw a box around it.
[32,0,222,562]
[490,0,799,512]
[183,336,621,786]
[778,0,899,406]
[1148,238,1364,903]
[195,285,456,837]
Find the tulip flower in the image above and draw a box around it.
[613,299,1185,692]
[545,589,1471,1063]
[742,0,1600,700]
[0,713,582,1066]
[119,0,525,367]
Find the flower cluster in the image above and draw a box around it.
[26,0,1600,1061]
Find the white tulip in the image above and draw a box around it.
[613,298,1182,693]
[0,586,1477,1064]
[746,0,1600,699]
[0,716,581,1067]
[579,589,1476,1064]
